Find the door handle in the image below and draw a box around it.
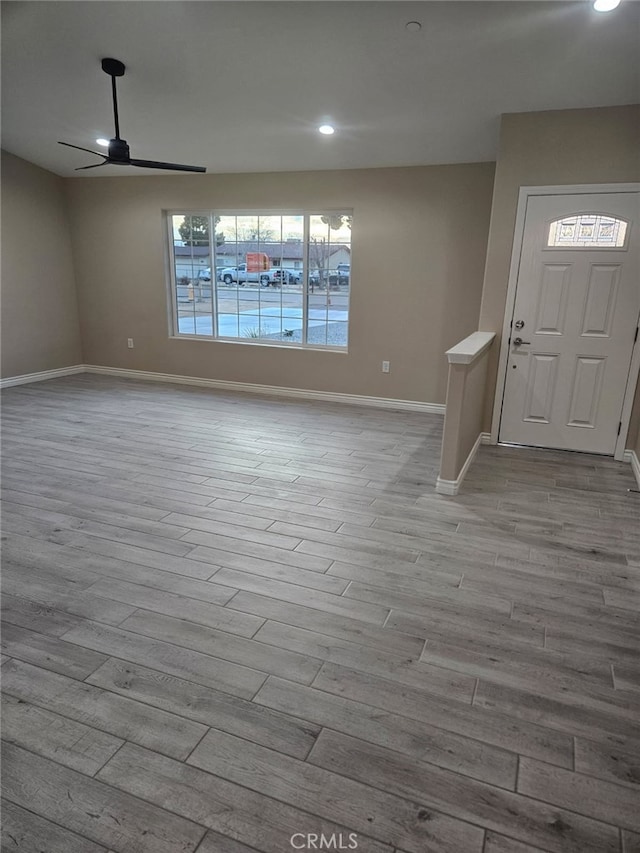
[513,337,531,346]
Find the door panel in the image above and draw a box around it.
[580,265,619,336]
[523,354,558,423]
[567,356,605,428]
[534,265,570,334]
[500,192,639,454]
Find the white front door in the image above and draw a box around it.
[499,192,639,454]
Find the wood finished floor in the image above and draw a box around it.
[1,374,639,853]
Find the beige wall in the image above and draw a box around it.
[478,105,640,437]
[1,151,82,377]
[64,163,495,404]
[6,104,637,446]
[628,375,640,454]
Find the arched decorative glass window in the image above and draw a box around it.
[547,214,628,248]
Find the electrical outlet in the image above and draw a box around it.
[382,361,390,373]
[127,338,134,349]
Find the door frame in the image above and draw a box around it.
[490,182,640,461]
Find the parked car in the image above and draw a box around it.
[308,267,349,287]
[197,268,211,282]
[333,263,350,286]
[269,268,301,285]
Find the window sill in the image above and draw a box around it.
[169,334,348,354]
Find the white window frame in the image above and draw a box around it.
[166,209,352,352]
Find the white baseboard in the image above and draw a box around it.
[436,431,489,496]
[623,449,640,489]
[0,364,84,390]
[1,362,446,413]
[434,476,460,496]
[82,365,445,414]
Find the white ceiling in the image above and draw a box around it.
[2,1,639,177]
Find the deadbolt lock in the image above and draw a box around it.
[514,320,525,329]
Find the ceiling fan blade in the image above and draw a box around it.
[130,158,206,173]
[59,141,104,157]
[75,161,109,171]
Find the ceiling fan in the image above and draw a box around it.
[59,58,206,173]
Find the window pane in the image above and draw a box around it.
[547,214,628,248]
[330,322,349,348]
[306,213,350,348]
[218,313,240,338]
[239,314,264,339]
[172,214,212,336]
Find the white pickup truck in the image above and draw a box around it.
[219,264,275,286]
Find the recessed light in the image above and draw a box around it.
[318,125,335,135]
[96,138,110,146]
[405,21,422,32]
[593,0,620,10]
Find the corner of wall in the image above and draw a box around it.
[1,150,83,377]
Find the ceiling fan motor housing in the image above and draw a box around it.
[108,138,130,162]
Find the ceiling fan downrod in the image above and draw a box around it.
[101,57,125,141]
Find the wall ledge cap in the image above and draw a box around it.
[446,331,496,365]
